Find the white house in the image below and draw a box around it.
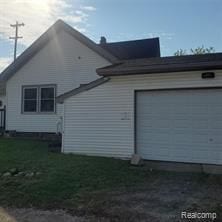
[0,20,160,133]
[2,19,222,169]
[57,54,222,166]
[0,20,115,132]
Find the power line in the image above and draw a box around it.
[9,21,25,61]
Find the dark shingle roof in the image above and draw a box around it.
[99,38,160,60]
[97,53,222,76]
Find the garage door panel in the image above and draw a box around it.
[209,120,222,129]
[172,119,193,128]
[209,135,222,144]
[211,107,222,114]
[190,150,220,163]
[138,133,171,143]
[171,129,198,134]
[169,149,191,159]
[191,134,209,143]
[191,107,209,115]
[138,121,172,129]
[136,89,222,164]
[141,147,170,157]
[151,119,171,128]
[172,134,193,143]
[191,120,208,129]
[171,107,192,114]
[210,144,222,152]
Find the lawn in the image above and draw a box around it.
[0,138,222,221]
[0,138,151,209]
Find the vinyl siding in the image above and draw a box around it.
[0,82,6,95]
[0,95,5,108]
[63,70,222,159]
[6,30,110,132]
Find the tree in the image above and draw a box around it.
[190,46,215,54]
[174,46,215,56]
[174,49,187,56]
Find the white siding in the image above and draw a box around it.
[0,95,5,108]
[63,70,222,160]
[6,30,110,132]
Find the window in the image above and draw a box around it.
[22,85,56,113]
[23,87,37,112]
[40,87,55,112]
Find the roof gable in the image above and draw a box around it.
[0,20,118,81]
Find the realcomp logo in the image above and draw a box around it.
[181,212,217,221]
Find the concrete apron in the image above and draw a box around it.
[143,160,222,175]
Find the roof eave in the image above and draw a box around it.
[97,63,222,76]
[56,77,110,103]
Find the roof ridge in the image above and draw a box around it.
[98,37,159,45]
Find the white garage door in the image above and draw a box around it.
[136,89,222,165]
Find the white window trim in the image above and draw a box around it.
[22,84,56,114]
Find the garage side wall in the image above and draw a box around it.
[63,70,222,158]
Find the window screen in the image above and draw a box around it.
[40,87,55,112]
[22,85,56,113]
[23,88,37,112]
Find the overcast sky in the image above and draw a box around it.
[0,0,221,71]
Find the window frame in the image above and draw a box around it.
[22,86,38,114]
[39,86,56,113]
[21,84,56,114]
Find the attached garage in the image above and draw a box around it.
[57,53,222,167]
[136,89,222,165]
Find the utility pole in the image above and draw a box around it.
[9,21,25,61]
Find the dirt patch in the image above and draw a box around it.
[0,208,105,222]
[1,172,222,222]
[72,172,222,221]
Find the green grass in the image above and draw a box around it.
[0,138,151,209]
